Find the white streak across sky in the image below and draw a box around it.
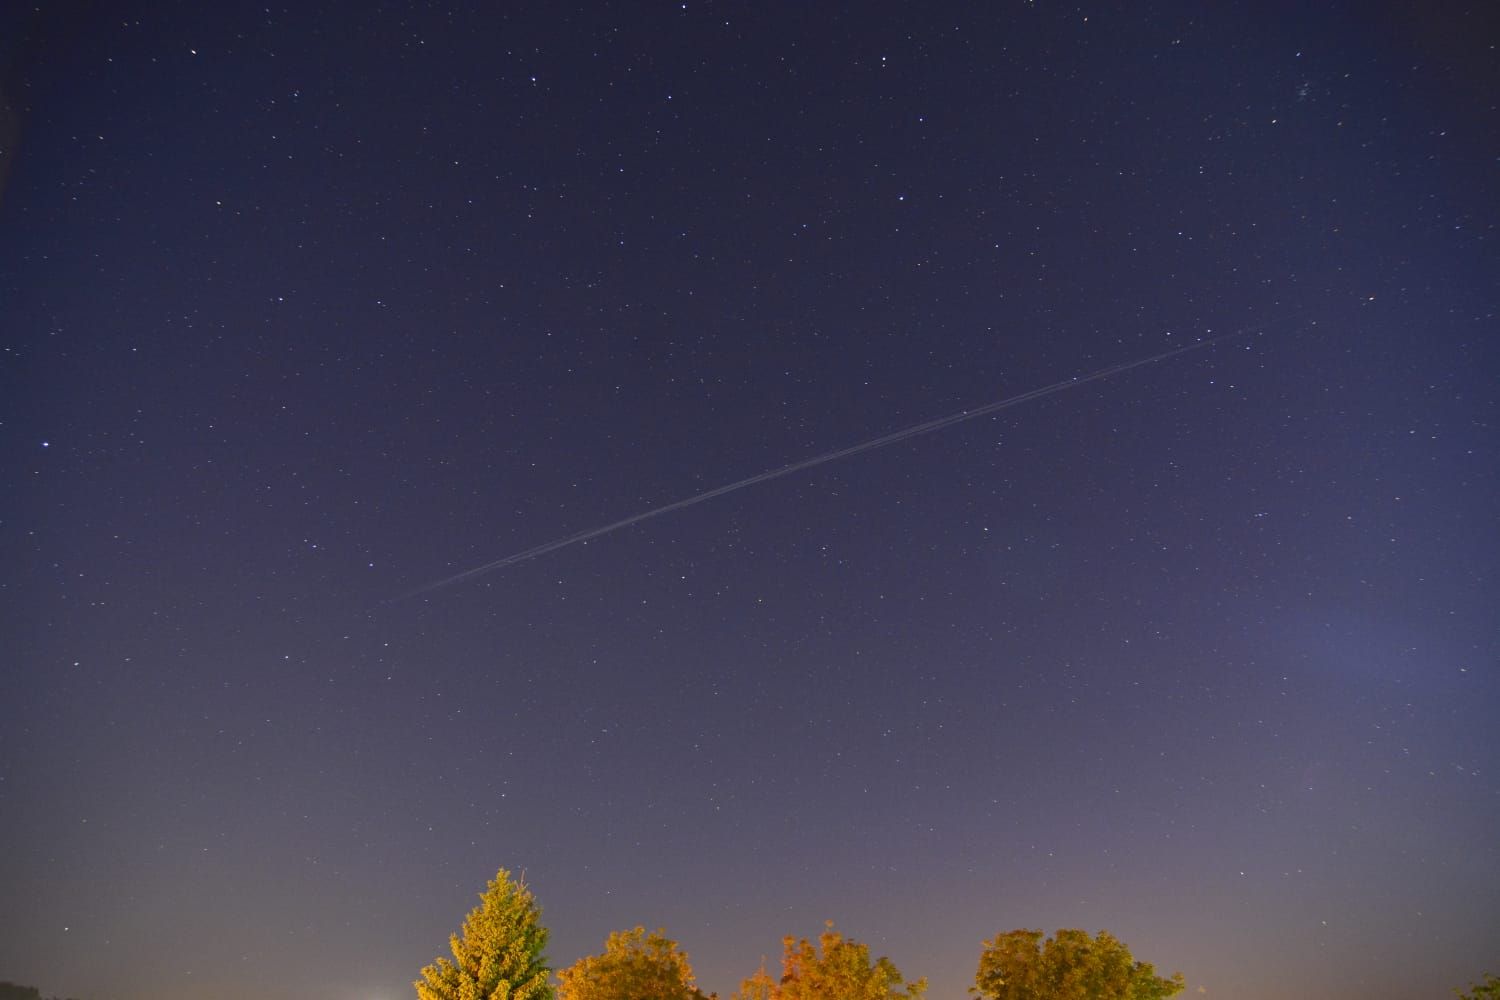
[404,331,1253,598]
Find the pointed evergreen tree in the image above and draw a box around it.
[416,868,554,1000]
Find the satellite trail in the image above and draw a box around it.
[403,331,1249,598]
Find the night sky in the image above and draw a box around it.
[2,4,1497,1000]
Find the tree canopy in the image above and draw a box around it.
[1456,973,1500,1000]
[735,922,926,1000]
[557,926,711,1000]
[972,928,1184,1000]
[415,868,554,1000]
[411,869,1200,1000]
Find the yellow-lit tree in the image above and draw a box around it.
[415,868,553,1000]
[558,926,711,1000]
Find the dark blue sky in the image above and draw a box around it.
[2,3,1496,999]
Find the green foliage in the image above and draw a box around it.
[972,928,1184,1000]
[415,868,554,1000]
[735,922,926,1000]
[1456,973,1500,1000]
[557,926,711,1000]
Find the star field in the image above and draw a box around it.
[1,4,1496,1000]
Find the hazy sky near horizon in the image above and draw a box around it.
[2,3,1496,999]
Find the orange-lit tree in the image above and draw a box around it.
[736,922,925,1000]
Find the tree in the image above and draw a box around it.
[734,964,778,1000]
[415,868,553,1000]
[1456,973,1500,1000]
[558,926,712,1000]
[972,928,1184,1000]
[735,922,926,1000]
